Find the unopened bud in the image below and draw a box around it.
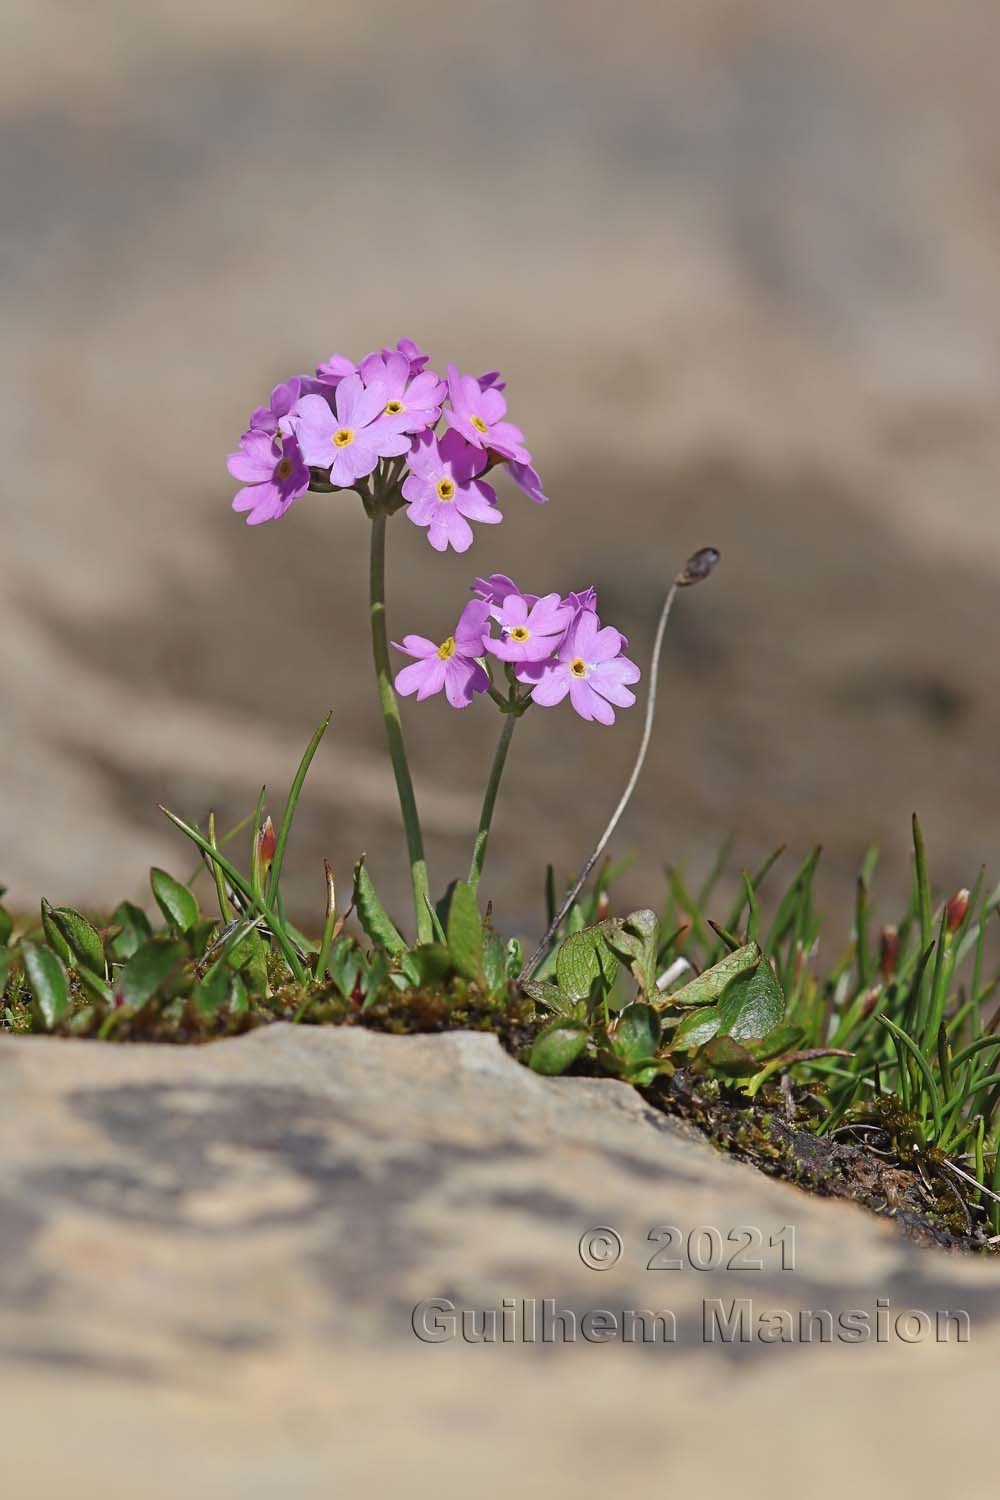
[595,890,610,921]
[257,815,277,871]
[879,925,899,983]
[945,889,970,933]
[859,987,881,1019]
[677,547,720,587]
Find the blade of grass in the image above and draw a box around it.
[158,804,306,983]
[912,813,933,953]
[877,1013,943,1141]
[266,712,332,907]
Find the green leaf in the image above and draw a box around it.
[228,927,268,998]
[670,1005,723,1050]
[529,1019,590,1075]
[150,868,200,934]
[119,937,188,1010]
[22,942,70,1029]
[359,950,389,1010]
[353,860,406,956]
[743,1024,805,1062]
[0,905,12,947]
[624,1062,663,1087]
[325,934,364,999]
[399,943,452,989]
[699,1035,760,1077]
[446,880,484,984]
[716,954,785,1040]
[605,909,660,995]
[666,943,761,1008]
[229,972,249,1015]
[521,980,579,1016]
[41,901,105,976]
[266,711,332,905]
[193,965,233,1016]
[481,930,507,996]
[74,966,113,1005]
[613,1003,661,1065]
[556,925,618,1002]
[108,901,153,961]
[504,937,523,980]
[0,948,12,994]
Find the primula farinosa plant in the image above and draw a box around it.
[225,337,704,951]
[8,332,1000,1243]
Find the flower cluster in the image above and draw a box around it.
[394,575,640,725]
[226,338,547,545]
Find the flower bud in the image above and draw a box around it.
[879,925,899,984]
[945,889,970,933]
[677,547,720,587]
[859,986,881,1019]
[595,890,610,922]
[258,815,277,871]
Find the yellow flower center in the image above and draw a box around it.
[276,458,294,480]
[436,478,456,502]
[510,626,531,643]
[332,428,355,448]
[470,415,489,435]
[385,400,405,416]
[569,657,588,678]
[437,636,457,661]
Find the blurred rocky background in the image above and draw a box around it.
[5,0,1000,939]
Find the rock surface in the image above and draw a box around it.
[0,1024,996,1497]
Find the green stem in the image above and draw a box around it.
[469,713,518,892]
[369,508,432,942]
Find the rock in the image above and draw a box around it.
[0,1024,995,1497]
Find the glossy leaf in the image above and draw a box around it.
[670,1005,723,1050]
[529,1019,590,1076]
[556,924,618,1002]
[481,930,507,996]
[716,953,785,1041]
[108,901,153,961]
[446,880,484,983]
[41,901,105,975]
[119,937,188,1010]
[150,867,199,934]
[399,944,453,989]
[613,1003,661,1065]
[667,943,761,1009]
[22,942,70,1029]
[699,1035,759,1077]
[353,860,406,956]
[605,909,660,995]
[521,980,579,1016]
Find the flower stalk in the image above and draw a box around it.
[519,547,720,982]
[469,710,518,893]
[368,502,433,943]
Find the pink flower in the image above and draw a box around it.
[443,364,531,463]
[402,430,502,553]
[485,592,572,664]
[249,378,306,437]
[471,573,535,608]
[522,610,640,725]
[290,376,410,487]
[227,430,310,526]
[393,600,491,709]
[359,350,445,435]
[505,458,548,505]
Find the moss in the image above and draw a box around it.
[636,1069,990,1252]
